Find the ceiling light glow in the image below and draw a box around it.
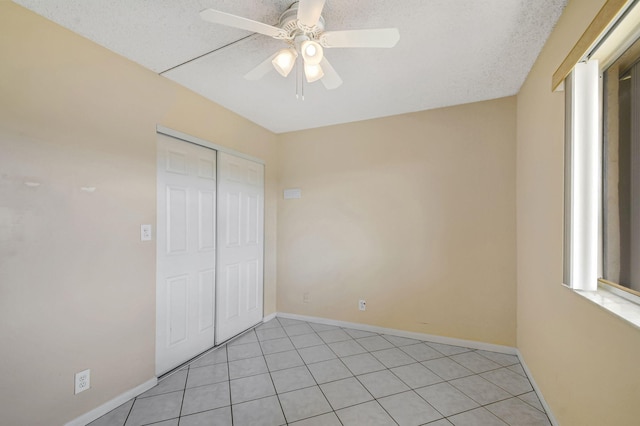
[304,63,324,82]
[272,48,298,77]
[301,40,323,65]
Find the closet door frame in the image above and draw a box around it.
[156,126,265,370]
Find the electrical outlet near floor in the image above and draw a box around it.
[303,292,310,303]
[75,369,90,394]
[359,299,366,311]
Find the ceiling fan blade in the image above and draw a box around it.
[244,52,278,80]
[297,0,326,28]
[320,28,400,48]
[320,57,342,90]
[200,9,286,38]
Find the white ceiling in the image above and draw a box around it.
[13,0,567,133]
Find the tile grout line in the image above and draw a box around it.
[254,324,288,425]
[121,396,136,426]
[286,321,544,426]
[226,343,234,426]
[280,319,346,424]
[253,322,543,426]
[135,318,547,426]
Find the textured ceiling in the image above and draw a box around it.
[13,0,567,133]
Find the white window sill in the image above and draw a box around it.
[572,284,640,329]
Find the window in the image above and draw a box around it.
[563,0,640,325]
[602,37,640,296]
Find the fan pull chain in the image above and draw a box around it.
[295,56,300,100]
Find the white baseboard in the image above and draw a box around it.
[263,312,277,323]
[516,351,558,426]
[64,377,157,426]
[276,312,517,355]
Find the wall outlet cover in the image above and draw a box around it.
[140,224,152,241]
[75,369,91,394]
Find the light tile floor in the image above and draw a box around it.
[89,318,551,426]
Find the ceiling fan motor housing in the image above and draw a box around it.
[279,1,325,40]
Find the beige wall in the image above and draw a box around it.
[277,97,517,346]
[0,3,277,425]
[516,0,640,424]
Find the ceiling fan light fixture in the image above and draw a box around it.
[304,63,324,83]
[301,40,323,65]
[272,48,298,77]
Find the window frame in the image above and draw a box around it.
[563,0,640,327]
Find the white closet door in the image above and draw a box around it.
[216,152,264,343]
[156,134,216,375]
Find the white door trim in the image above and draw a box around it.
[156,126,265,165]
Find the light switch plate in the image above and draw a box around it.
[141,224,152,241]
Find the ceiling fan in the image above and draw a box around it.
[200,0,400,90]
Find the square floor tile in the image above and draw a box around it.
[139,370,187,398]
[426,342,471,356]
[371,347,415,368]
[278,318,307,327]
[475,350,520,367]
[481,367,533,395]
[320,377,373,410]
[150,420,178,426]
[450,352,501,373]
[228,355,268,379]
[232,395,286,426]
[415,382,479,417]
[256,327,287,341]
[230,373,275,404]
[265,349,304,371]
[289,412,342,425]
[190,348,227,367]
[422,357,474,380]
[229,331,258,346]
[400,343,445,362]
[260,337,295,355]
[343,328,377,339]
[382,334,420,347]
[125,391,182,426]
[290,333,324,349]
[285,323,315,337]
[391,362,443,388]
[89,400,133,426]
[341,353,386,375]
[271,366,316,393]
[181,382,230,416]
[179,406,232,426]
[186,364,228,388]
[298,344,337,364]
[309,323,340,332]
[508,363,527,377]
[448,407,508,426]
[427,420,455,426]
[307,359,353,384]
[378,390,442,425]
[449,375,512,405]
[279,386,332,423]
[356,335,394,351]
[256,319,281,330]
[357,370,409,398]
[328,340,367,357]
[486,397,551,426]
[336,401,396,426]
[317,329,352,343]
[227,342,263,361]
[518,391,545,412]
